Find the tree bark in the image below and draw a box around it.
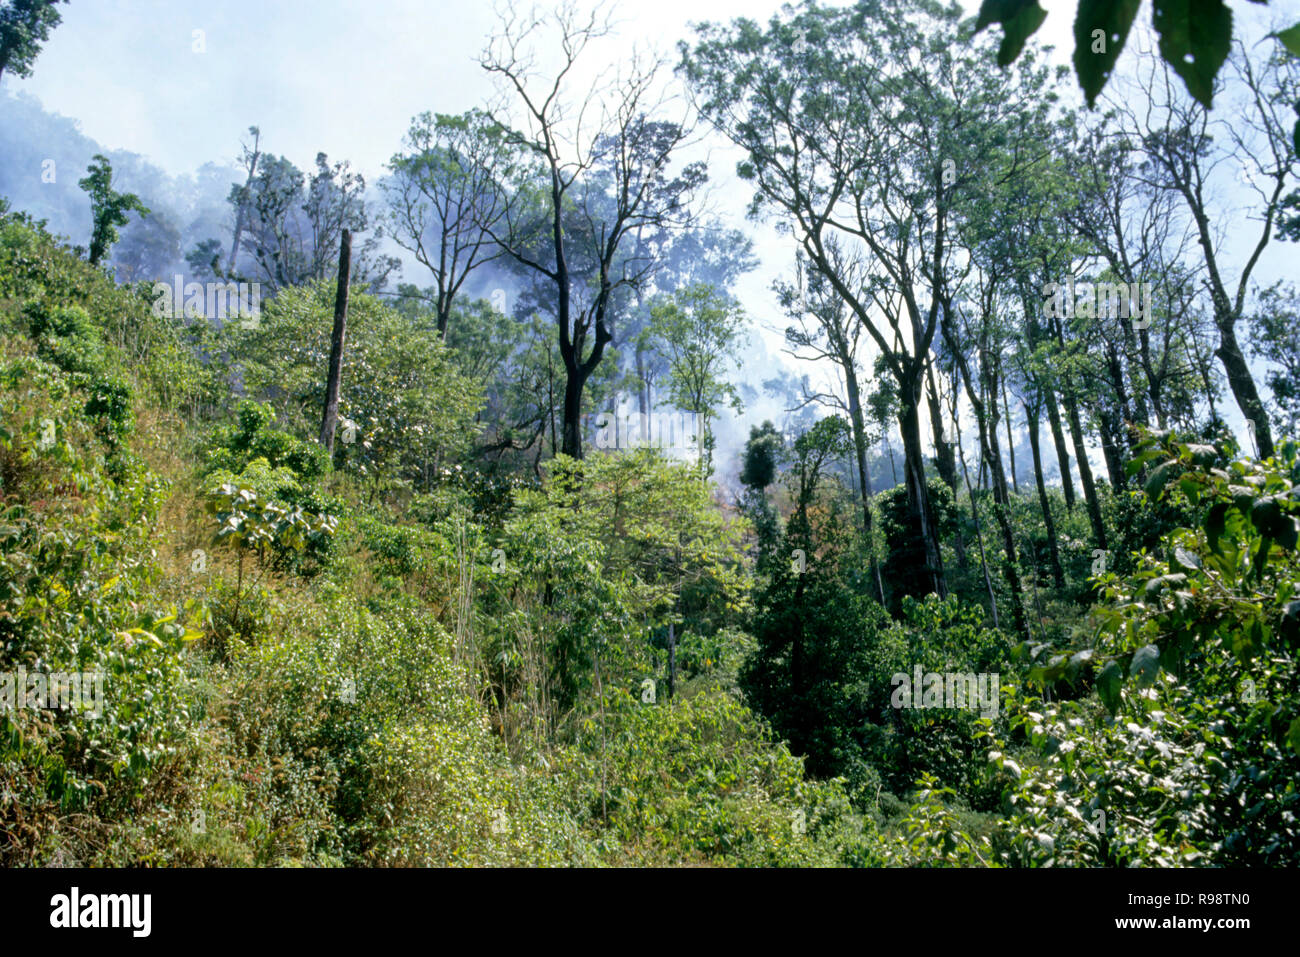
[1061,375,1108,550]
[228,128,261,277]
[1026,399,1065,588]
[1045,389,1076,511]
[319,229,352,454]
[845,358,886,603]
[1216,321,1273,459]
[926,361,958,494]
[898,374,947,599]
[999,367,1019,495]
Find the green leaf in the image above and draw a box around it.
[1073,0,1141,107]
[975,0,1049,66]
[1252,536,1272,581]
[1097,660,1123,715]
[1144,460,1179,498]
[1130,643,1161,686]
[1250,497,1288,538]
[1126,446,1166,476]
[1288,716,1300,754]
[1274,22,1300,57]
[1204,501,1231,554]
[1152,0,1233,108]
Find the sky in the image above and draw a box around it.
[4,0,1299,472]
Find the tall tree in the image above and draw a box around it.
[233,150,396,293]
[384,110,513,338]
[1114,42,1299,459]
[640,282,745,474]
[683,0,976,597]
[78,154,149,267]
[227,126,262,277]
[480,2,704,459]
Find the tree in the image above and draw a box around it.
[640,282,745,473]
[0,0,64,80]
[480,1,704,459]
[78,155,149,268]
[619,221,757,420]
[1109,41,1299,459]
[384,110,513,338]
[233,150,397,293]
[227,126,262,277]
[112,210,181,283]
[683,0,1033,598]
[229,281,481,492]
[779,249,886,603]
[740,420,782,494]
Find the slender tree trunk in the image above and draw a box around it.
[1140,325,1166,429]
[1103,343,1136,486]
[969,365,1029,640]
[1216,321,1274,459]
[228,129,261,276]
[667,621,676,700]
[636,344,649,418]
[1026,399,1065,589]
[926,361,958,494]
[955,413,999,628]
[1098,406,1126,492]
[940,311,1028,640]
[1186,192,1276,458]
[1062,375,1108,550]
[319,229,352,454]
[1000,370,1019,495]
[845,368,886,604]
[1045,389,1076,511]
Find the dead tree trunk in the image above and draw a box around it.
[319,229,352,455]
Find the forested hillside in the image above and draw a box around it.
[1,0,1299,869]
